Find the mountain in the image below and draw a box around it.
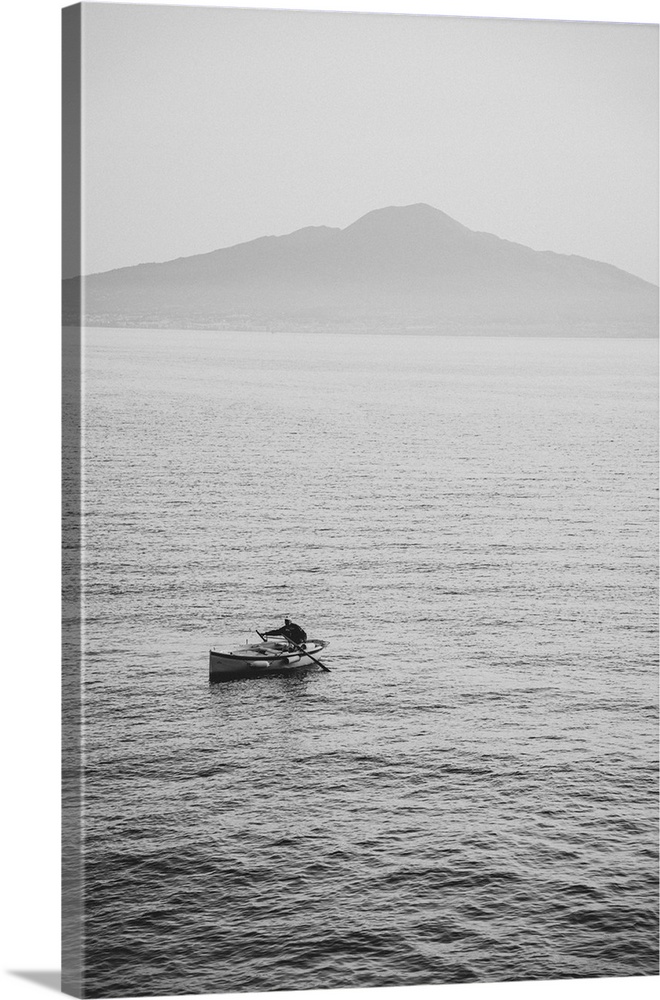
[63,204,658,335]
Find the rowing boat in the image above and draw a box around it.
[209,638,328,682]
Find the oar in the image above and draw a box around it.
[288,637,331,672]
[256,630,330,672]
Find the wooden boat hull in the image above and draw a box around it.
[209,639,327,682]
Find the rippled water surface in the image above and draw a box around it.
[79,330,658,997]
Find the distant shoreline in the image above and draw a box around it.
[63,323,659,339]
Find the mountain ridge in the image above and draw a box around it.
[64,204,658,336]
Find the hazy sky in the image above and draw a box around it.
[76,2,658,282]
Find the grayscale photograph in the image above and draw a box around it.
[61,2,659,998]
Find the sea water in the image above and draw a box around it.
[77,329,658,996]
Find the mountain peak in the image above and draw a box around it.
[342,203,472,240]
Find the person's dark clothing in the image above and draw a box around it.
[263,621,307,646]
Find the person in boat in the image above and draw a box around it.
[262,618,307,649]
